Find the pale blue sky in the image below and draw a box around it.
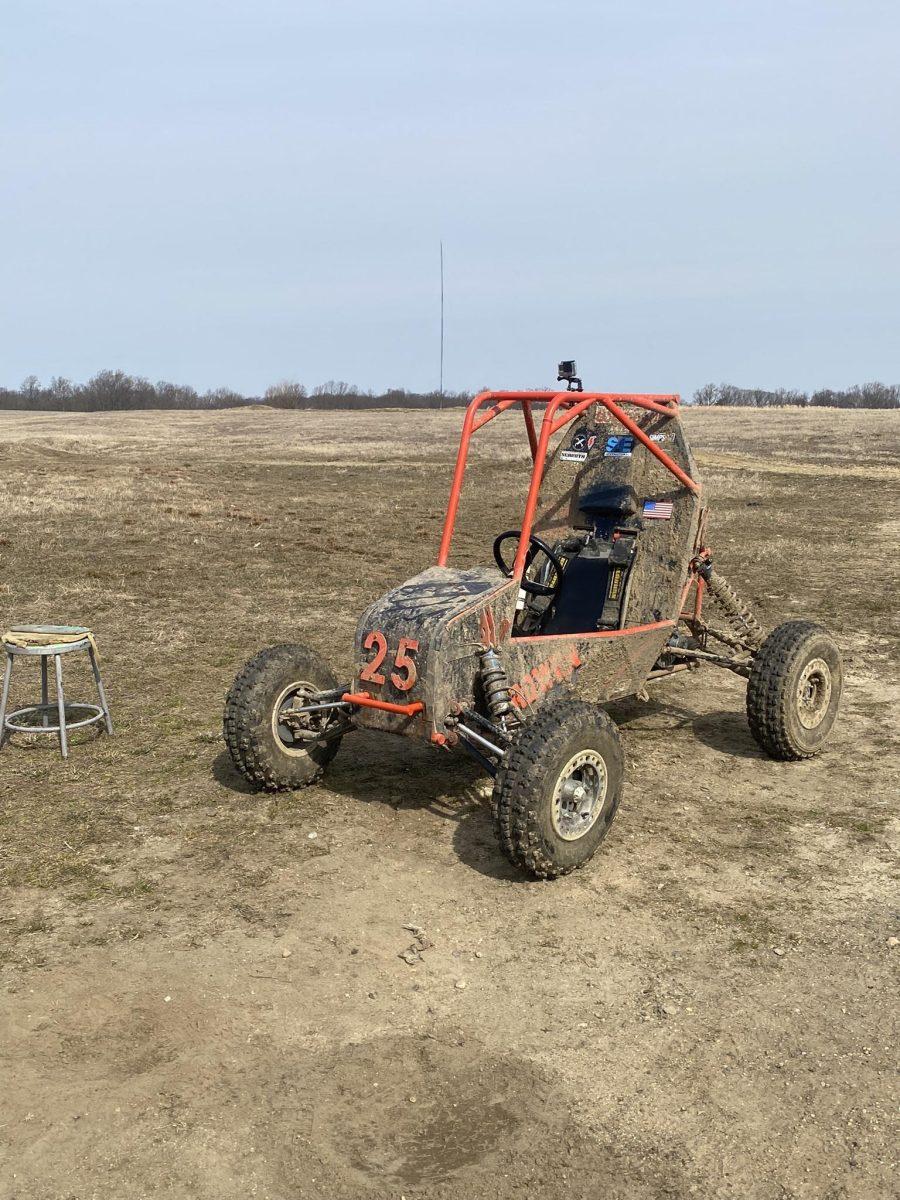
[2,0,898,398]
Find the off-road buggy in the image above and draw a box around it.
[224,366,842,879]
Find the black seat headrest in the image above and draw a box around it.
[577,483,638,520]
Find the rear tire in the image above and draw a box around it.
[747,621,842,760]
[493,695,624,880]
[224,643,344,791]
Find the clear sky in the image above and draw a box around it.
[2,0,898,399]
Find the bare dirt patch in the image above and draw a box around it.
[0,406,897,1199]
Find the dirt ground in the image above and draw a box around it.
[0,404,897,1200]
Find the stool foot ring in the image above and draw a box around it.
[3,703,106,736]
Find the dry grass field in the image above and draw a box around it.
[0,405,898,1200]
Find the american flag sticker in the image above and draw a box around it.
[642,500,674,520]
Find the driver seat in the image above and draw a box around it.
[540,483,640,635]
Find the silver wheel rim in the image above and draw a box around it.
[551,749,608,841]
[271,679,325,757]
[796,657,832,729]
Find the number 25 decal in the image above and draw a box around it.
[359,632,420,692]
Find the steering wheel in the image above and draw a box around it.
[492,530,566,597]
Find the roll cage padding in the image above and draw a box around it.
[576,482,638,524]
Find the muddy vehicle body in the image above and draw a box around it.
[225,368,842,878]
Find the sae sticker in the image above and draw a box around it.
[604,435,635,458]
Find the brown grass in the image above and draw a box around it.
[0,405,898,1199]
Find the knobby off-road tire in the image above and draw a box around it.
[224,643,344,791]
[493,695,625,880]
[747,621,842,761]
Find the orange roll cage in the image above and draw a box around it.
[436,391,700,579]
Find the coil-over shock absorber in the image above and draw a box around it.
[696,557,766,651]
[479,646,515,726]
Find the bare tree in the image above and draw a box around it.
[693,383,719,406]
[311,380,357,397]
[264,381,308,408]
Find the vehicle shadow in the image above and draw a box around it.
[325,731,525,882]
[211,748,262,794]
[691,710,763,759]
[212,732,523,881]
[210,694,764,879]
[608,694,764,760]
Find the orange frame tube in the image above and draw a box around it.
[342,692,425,717]
[436,390,697,578]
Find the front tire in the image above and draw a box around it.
[493,696,625,880]
[224,643,345,791]
[747,621,842,760]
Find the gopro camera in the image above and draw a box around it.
[557,360,583,392]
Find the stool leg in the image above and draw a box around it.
[88,648,113,735]
[0,654,12,749]
[54,653,68,759]
[41,656,49,728]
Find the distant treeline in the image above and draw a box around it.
[693,382,899,409]
[1,370,897,412]
[0,372,472,412]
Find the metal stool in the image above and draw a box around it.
[0,625,113,759]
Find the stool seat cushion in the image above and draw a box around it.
[2,626,95,654]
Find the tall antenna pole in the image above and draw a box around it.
[439,240,444,406]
